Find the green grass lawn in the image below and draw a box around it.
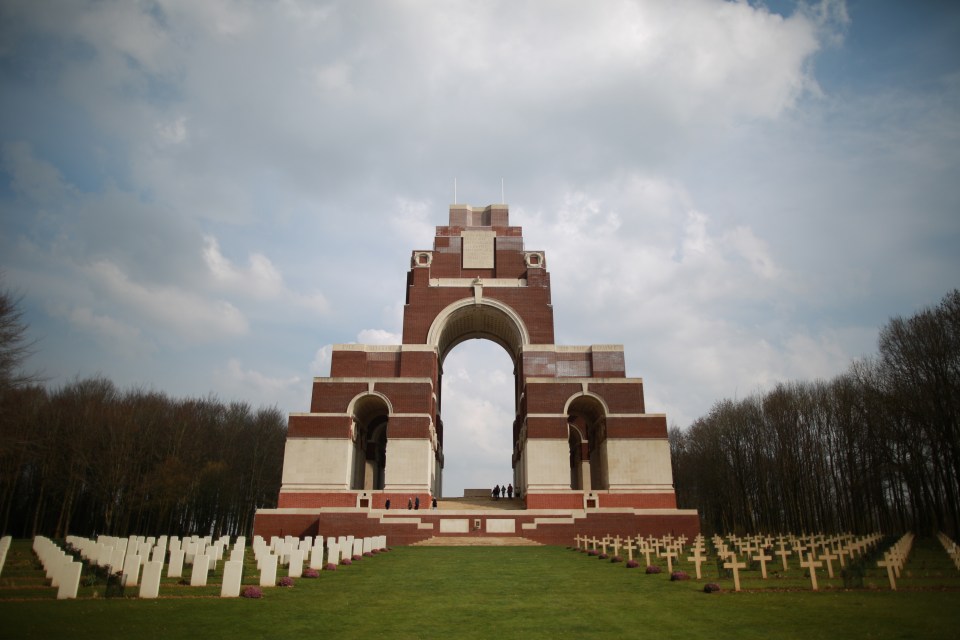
[1,539,958,639]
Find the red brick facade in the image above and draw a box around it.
[255,203,699,543]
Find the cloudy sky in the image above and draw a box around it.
[2,0,958,496]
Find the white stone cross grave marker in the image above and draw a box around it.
[819,548,838,579]
[799,552,823,591]
[877,553,898,591]
[662,546,678,573]
[687,546,707,580]
[723,553,748,592]
[752,548,772,579]
[623,539,636,563]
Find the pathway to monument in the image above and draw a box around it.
[435,497,525,511]
[412,536,542,546]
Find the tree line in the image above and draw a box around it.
[0,285,286,539]
[670,289,960,537]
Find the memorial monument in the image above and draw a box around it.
[254,203,699,543]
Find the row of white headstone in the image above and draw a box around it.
[936,531,960,570]
[0,535,11,578]
[37,531,389,599]
[34,533,246,599]
[251,534,387,587]
[33,536,84,599]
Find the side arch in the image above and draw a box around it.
[347,392,392,491]
[565,393,609,491]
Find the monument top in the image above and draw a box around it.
[448,203,509,228]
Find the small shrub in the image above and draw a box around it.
[303,568,320,578]
[703,583,721,593]
[277,576,294,587]
[363,552,373,557]
[352,554,362,561]
[611,556,623,563]
[598,553,608,560]
[645,565,662,574]
[626,560,639,569]
[587,550,599,557]
[670,571,690,581]
[341,558,353,566]
[324,563,337,571]
[241,586,263,599]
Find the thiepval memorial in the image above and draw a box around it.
[255,203,700,543]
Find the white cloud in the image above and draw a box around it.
[356,329,401,345]
[202,235,329,314]
[67,306,154,357]
[215,358,306,410]
[85,260,249,342]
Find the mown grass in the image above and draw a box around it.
[1,539,959,639]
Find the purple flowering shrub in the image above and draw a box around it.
[611,556,623,563]
[703,583,721,593]
[598,553,608,560]
[241,586,263,599]
[324,563,337,571]
[645,565,662,574]
[341,558,353,566]
[670,571,690,581]
[277,576,294,587]
[587,549,599,556]
[303,568,320,578]
[626,560,640,568]
[352,554,362,561]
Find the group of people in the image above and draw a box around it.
[492,483,516,499]
[384,495,438,510]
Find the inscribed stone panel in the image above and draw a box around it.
[461,230,495,268]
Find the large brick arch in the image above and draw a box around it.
[427,296,531,367]
[256,203,699,543]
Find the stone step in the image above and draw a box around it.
[411,536,543,547]
[437,497,525,511]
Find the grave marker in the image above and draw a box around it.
[799,552,823,591]
[723,553,747,592]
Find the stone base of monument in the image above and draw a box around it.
[253,505,700,546]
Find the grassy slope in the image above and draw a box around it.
[0,541,958,639]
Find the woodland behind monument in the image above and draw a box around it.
[1,288,958,539]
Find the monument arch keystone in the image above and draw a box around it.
[255,203,700,543]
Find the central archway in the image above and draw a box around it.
[427,298,530,498]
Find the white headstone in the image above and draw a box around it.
[57,561,82,600]
[259,553,278,587]
[221,559,243,597]
[121,553,142,587]
[139,561,163,599]
[288,549,304,577]
[167,549,185,578]
[309,543,325,569]
[190,554,210,587]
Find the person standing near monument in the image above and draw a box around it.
[407,497,413,510]
[493,484,500,500]
[431,495,437,510]
[415,496,420,510]
[508,484,514,499]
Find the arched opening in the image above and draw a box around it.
[428,298,528,499]
[438,339,515,497]
[567,395,608,491]
[349,394,390,491]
